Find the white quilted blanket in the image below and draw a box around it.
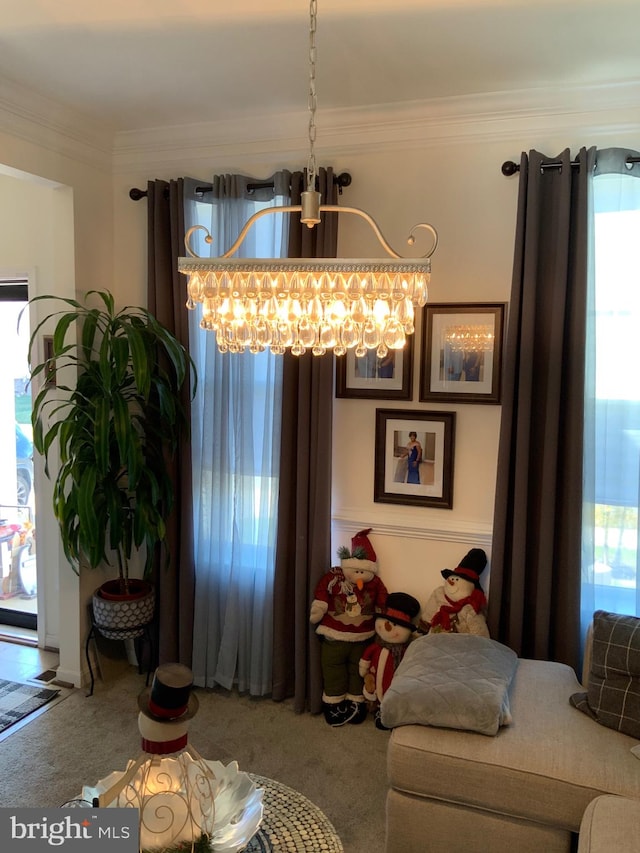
[380,633,518,736]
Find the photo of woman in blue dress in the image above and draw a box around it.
[406,431,422,484]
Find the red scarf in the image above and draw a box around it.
[431,588,486,632]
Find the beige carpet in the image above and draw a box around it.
[0,665,389,852]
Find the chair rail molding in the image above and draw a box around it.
[332,511,493,549]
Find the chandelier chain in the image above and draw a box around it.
[307,0,318,194]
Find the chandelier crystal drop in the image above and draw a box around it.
[182,255,431,356]
[179,0,438,357]
[443,325,495,353]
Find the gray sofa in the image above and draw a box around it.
[385,630,640,852]
[578,795,640,852]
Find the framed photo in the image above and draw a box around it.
[335,336,413,400]
[374,408,455,508]
[419,303,505,404]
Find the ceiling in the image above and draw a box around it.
[2,0,640,133]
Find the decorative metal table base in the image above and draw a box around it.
[245,775,343,852]
[85,616,154,697]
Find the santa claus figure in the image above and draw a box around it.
[421,548,490,637]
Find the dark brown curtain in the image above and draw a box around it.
[488,148,595,672]
[146,178,196,666]
[272,168,338,713]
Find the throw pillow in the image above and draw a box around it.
[570,610,640,739]
[379,633,518,736]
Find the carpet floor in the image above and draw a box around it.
[0,666,389,853]
[0,678,60,735]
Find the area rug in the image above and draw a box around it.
[0,678,60,735]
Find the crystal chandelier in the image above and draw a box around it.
[443,325,495,353]
[178,0,438,357]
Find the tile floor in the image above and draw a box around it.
[0,631,59,683]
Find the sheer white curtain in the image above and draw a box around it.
[582,150,640,633]
[185,173,289,694]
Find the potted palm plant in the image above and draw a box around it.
[28,290,195,638]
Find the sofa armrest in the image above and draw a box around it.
[578,795,640,853]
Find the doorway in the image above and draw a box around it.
[0,281,36,633]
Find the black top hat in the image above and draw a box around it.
[375,592,421,631]
[441,548,487,590]
[138,663,199,722]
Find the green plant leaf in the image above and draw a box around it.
[127,427,143,490]
[52,312,80,355]
[125,323,151,399]
[94,396,110,476]
[111,334,130,386]
[112,392,130,467]
[81,309,100,360]
[87,290,115,316]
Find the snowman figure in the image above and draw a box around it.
[344,592,362,617]
[421,548,490,637]
[359,592,421,729]
[310,529,388,727]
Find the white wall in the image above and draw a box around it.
[329,142,514,606]
[112,83,640,616]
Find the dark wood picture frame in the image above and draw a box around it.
[419,303,505,404]
[335,335,414,400]
[374,408,455,508]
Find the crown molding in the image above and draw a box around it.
[113,113,307,175]
[0,76,114,173]
[1,73,639,177]
[113,80,640,175]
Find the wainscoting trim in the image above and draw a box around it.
[332,513,493,548]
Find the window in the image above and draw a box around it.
[583,169,640,619]
[185,176,287,694]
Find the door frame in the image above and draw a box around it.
[0,278,37,636]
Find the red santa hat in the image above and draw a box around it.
[341,528,378,575]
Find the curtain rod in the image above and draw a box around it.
[129,171,352,201]
[501,156,640,176]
